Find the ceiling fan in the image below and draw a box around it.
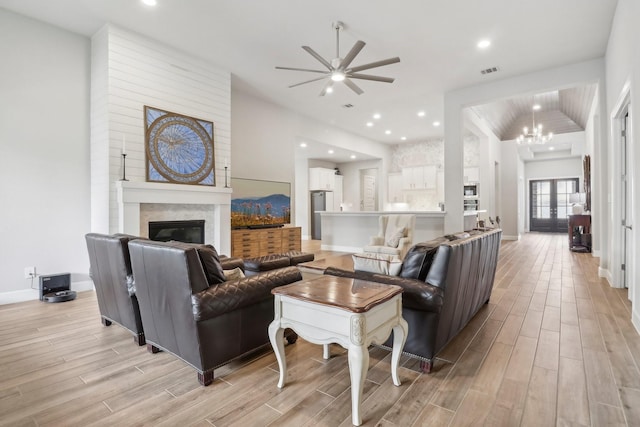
[276,21,400,96]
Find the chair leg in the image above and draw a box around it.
[198,370,214,386]
[101,318,112,327]
[134,332,146,346]
[146,344,160,354]
[419,359,433,374]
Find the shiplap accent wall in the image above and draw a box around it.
[90,25,231,234]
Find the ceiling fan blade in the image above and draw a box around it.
[275,66,328,74]
[349,73,395,83]
[319,81,334,97]
[302,46,333,70]
[348,57,400,73]
[343,79,364,95]
[339,40,366,70]
[288,75,328,88]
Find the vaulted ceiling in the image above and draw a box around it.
[471,84,597,141]
[0,0,617,147]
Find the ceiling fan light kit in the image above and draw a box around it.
[276,21,400,96]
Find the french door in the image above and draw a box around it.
[530,178,579,232]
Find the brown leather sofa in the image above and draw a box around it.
[325,228,502,372]
[85,233,146,345]
[128,239,303,386]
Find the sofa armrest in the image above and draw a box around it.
[192,266,302,321]
[369,236,384,246]
[324,267,444,313]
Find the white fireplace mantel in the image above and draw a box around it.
[116,181,232,254]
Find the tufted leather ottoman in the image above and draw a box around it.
[282,251,315,265]
[244,255,291,275]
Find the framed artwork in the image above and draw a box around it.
[144,106,215,186]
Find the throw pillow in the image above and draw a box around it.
[386,227,406,248]
[223,267,245,281]
[197,244,227,285]
[400,244,440,281]
[169,241,226,286]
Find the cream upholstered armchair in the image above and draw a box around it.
[363,214,415,260]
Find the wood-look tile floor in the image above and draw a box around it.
[1,233,639,426]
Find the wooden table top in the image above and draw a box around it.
[272,276,403,313]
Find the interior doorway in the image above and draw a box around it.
[529,178,579,232]
[359,168,378,211]
[621,111,631,289]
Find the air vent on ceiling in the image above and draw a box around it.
[342,103,354,108]
[480,66,499,75]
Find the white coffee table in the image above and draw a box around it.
[268,275,408,426]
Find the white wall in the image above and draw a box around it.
[231,90,391,238]
[0,9,91,301]
[604,0,640,330]
[91,25,231,234]
[500,141,522,240]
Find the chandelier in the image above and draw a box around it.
[517,104,553,145]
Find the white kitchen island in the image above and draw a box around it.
[319,211,446,252]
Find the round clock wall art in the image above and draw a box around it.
[144,106,215,186]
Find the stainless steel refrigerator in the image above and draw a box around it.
[310,191,327,240]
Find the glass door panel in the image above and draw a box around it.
[530,178,579,232]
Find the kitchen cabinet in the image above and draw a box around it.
[309,167,336,191]
[464,167,479,183]
[402,165,437,190]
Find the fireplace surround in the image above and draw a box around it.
[116,181,231,255]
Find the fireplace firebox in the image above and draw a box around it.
[149,220,205,244]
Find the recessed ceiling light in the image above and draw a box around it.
[549,147,555,151]
[477,39,491,49]
[326,87,334,94]
[299,142,307,148]
[533,104,541,110]
[366,122,374,127]
[385,130,392,135]
[417,111,426,117]
[328,149,334,154]
[401,136,407,141]
[373,113,381,120]
[141,0,157,6]
[433,121,440,127]
[350,155,356,159]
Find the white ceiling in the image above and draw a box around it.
[0,0,617,147]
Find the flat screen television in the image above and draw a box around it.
[230,178,291,229]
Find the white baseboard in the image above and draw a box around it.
[598,267,612,286]
[633,309,640,335]
[592,249,601,257]
[502,235,520,241]
[320,244,361,253]
[0,280,94,306]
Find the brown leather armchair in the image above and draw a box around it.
[85,233,145,345]
[128,239,303,386]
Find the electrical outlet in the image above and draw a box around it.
[24,266,36,279]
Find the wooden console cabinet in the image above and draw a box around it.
[231,227,301,258]
[568,214,591,252]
